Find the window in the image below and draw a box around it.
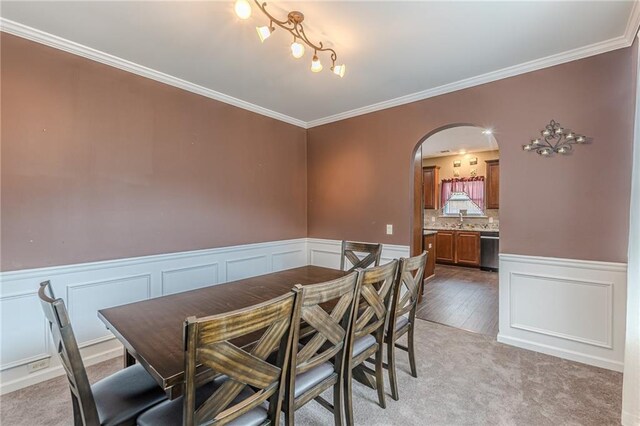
[441,177,485,216]
[443,192,484,215]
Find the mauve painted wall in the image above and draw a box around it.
[1,34,307,271]
[307,47,635,263]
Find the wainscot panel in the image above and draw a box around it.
[498,253,627,371]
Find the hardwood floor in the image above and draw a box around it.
[417,264,498,337]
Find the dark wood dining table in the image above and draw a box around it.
[98,265,347,399]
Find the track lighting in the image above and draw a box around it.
[234,0,344,77]
[311,54,323,72]
[290,39,305,59]
[256,25,272,42]
[234,0,252,20]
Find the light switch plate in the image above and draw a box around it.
[386,224,393,235]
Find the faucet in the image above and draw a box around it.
[457,212,464,228]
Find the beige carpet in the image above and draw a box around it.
[0,320,622,425]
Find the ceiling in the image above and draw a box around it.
[1,1,638,128]
[421,126,498,158]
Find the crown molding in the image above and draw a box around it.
[307,34,636,128]
[626,0,640,42]
[2,7,638,131]
[0,18,307,129]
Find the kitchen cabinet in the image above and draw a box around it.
[455,231,481,266]
[435,230,481,267]
[423,233,437,280]
[423,166,440,210]
[435,231,455,264]
[485,159,499,209]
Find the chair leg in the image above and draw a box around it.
[407,324,417,378]
[375,343,386,409]
[344,364,354,426]
[285,404,295,426]
[333,377,344,426]
[387,337,399,401]
[70,392,83,426]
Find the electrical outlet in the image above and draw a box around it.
[428,243,432,249]
[431,216,436,222]
[27,358,50,374]
[488,217,494,224]
[386,224,393,235]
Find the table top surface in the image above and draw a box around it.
[98,265,346,392]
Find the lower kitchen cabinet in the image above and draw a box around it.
[435,230,481,267]
[435,231,456,264]
[423,233,437,280]
[455,231,481,266]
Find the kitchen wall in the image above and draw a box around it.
[0,34,308,271]
[423,150,499,230]
[422,150,499,180]
[307,46,635,263]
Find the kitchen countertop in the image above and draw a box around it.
[424,227,499,234]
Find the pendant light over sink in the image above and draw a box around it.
[234,0,345,77]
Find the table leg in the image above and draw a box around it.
[124,349,136,367]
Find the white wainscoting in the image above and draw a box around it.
[7,243,624,392]
[0,238,409,394]
[498,253,628,372]
[0,238,308,394]
[307,238,410,270]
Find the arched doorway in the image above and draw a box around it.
[410,124,500,337]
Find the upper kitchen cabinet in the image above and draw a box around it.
[485,159,499,209]
[423,165,440,209]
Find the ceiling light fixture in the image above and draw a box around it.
[482,129,493,135]
[234,0,252,19]
[234,0,345,77]
[523,120,589,156]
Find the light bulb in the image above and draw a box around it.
[531,138,540,146]
[332,64,346,77]
[234,0,252,19]
[523,144,532,151]
[576,136,585,143]
[291,41,305,59]
[256,26,272,42]
[311,55,323,73]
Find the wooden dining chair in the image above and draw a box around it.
[38,281,167,426]
[283,271,361,426]
[343,260,398,426]
[137,292,297,426]
[385,251,427,401]
[340,240,382,272]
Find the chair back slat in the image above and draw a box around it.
[388,252,427,334]
[183,292,296,426]
[351,261,398,340]
[38,281,100,426]
[340,241,382,271]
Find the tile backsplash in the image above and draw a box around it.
[424,209,499,230]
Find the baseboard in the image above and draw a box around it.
[0,344,123,395]
[622,409,640,426]
[497,334,624,372]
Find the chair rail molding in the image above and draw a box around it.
[498,253,628,372]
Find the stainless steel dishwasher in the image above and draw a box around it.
[480,231,499,271]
